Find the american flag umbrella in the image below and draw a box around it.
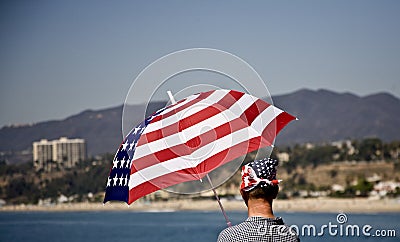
[103,89,296,205]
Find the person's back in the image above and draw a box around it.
[217,158,300,242]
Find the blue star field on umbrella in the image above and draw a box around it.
[103,107,166,203]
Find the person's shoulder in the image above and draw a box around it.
[217,224,239,238]
[217,222,248,242]
[217,227,229,241]
[217,227,232,242]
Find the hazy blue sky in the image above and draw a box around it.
[1,0,399,127]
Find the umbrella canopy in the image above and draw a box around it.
[104,89,296,204]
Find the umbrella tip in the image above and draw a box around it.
[295,117,299,121]
[167,91,177,105]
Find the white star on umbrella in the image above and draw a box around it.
[133,127,141,134]
[125,159,131,168]
[120,157,126,168]
[112,160,119,169]
[124,175,128,186]
[119,174,125,186]
[122,140,129,150]
[113,174,119,186]
[128,142,135,151]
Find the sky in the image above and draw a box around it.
[0,0,399,127]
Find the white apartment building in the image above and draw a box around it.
[33,137,86,171]
[33,139,53,171]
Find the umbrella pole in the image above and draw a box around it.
[206,174,232,227]
[166,91,232,227]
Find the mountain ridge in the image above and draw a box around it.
[272,88,400,145]
[1,89,399,162]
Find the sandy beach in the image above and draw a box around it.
[1,198,399,213]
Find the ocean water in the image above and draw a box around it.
[0,210,398,242]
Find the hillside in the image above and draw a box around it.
[0,89,399,163]
[273,89,400,145]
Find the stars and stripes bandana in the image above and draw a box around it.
[240,158,281,192]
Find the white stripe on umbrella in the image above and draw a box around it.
[143,89,230,134]
[130,117,252,173]
[129,126,259,189]
[251,105,283,132]
[133,93,258,160]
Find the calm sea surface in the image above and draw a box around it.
[0,210,398,242]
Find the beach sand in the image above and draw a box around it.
[1,198,399,213]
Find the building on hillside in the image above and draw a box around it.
[331,140,356,156]
[33,137,86,171]
[372,181,400,197]
[52,137,86,168]
[276,152,290,163]
[33,139,54,171]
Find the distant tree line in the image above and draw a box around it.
[269,138,400,199]
[0,154,113,204]
[0,138,399,204]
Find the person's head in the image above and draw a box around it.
[240,158,280,206]
[240,184,279,206]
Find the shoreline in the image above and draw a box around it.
[1,198,399,213]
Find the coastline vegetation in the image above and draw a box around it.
[0,138,399,205]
